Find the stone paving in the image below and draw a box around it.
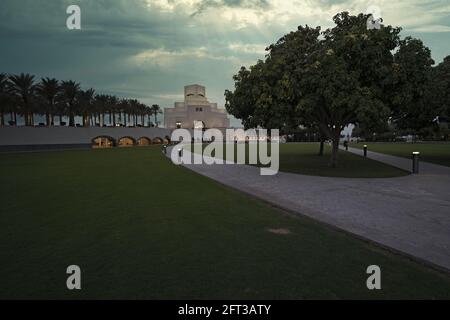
[166,145,450,271]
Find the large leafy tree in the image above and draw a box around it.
[432,56,450,122]
[391,37,435,136]
[226,12,401,167]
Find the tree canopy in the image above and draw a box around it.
[225,11,448,166]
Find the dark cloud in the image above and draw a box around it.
[191,0,270,16]
[0,0,448,129]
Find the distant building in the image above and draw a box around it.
[164,84,230,129]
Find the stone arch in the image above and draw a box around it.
[92,136,115,148]
[118,136,136,147]
[137,137,152,146]
[152,137,163,144]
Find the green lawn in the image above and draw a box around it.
[0,146,449,299]
[189,143,409,178]
[350,142,450,167]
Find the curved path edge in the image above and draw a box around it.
[165,145,450,272]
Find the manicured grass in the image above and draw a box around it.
[190,143,409,178]
[0,147,448,299]
[350,142,450,167]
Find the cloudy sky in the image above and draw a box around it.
[1,0,449,126]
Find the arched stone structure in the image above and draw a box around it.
[164,135,171,144]
[137,137,152,146]
[118,136,136,147]
[152,137,163,144]
[92,136,115,148]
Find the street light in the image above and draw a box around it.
[412,151,420,174]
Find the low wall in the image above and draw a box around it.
[0,127,173,151]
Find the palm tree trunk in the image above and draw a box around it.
[124,113,127,127]
[59,114,63,126]
[83,113,88,127]
[154,114,157,127]
[69,113,75,127]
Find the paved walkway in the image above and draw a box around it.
[341,145,450,175]
[166,146,450,271]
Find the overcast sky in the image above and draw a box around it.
[1,0,449,127]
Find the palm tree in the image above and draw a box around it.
[107,95,119,126]
[0,73,10,126]
[128,99,140,126]
[151,104,161,127]
[60,80,81,127]
[36,78,59,126]
[7,73,37,126]
[119,99,130,127]
[94,94,109,127]
[78,88,95,127]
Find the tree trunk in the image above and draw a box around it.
[0,112,4,126]
[318,139,324,156]
[154,114,157,127]
[46,113,51,127]
[83,113,89,127]
[69,113,75,127]
[329,131,340,168]
[124,113,127,127]
[59,114,63,126]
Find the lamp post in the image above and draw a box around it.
[412,151,420,174]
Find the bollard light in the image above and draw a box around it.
[178,148,182,158]
[412,151,420,174]
[363,145,368,158]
